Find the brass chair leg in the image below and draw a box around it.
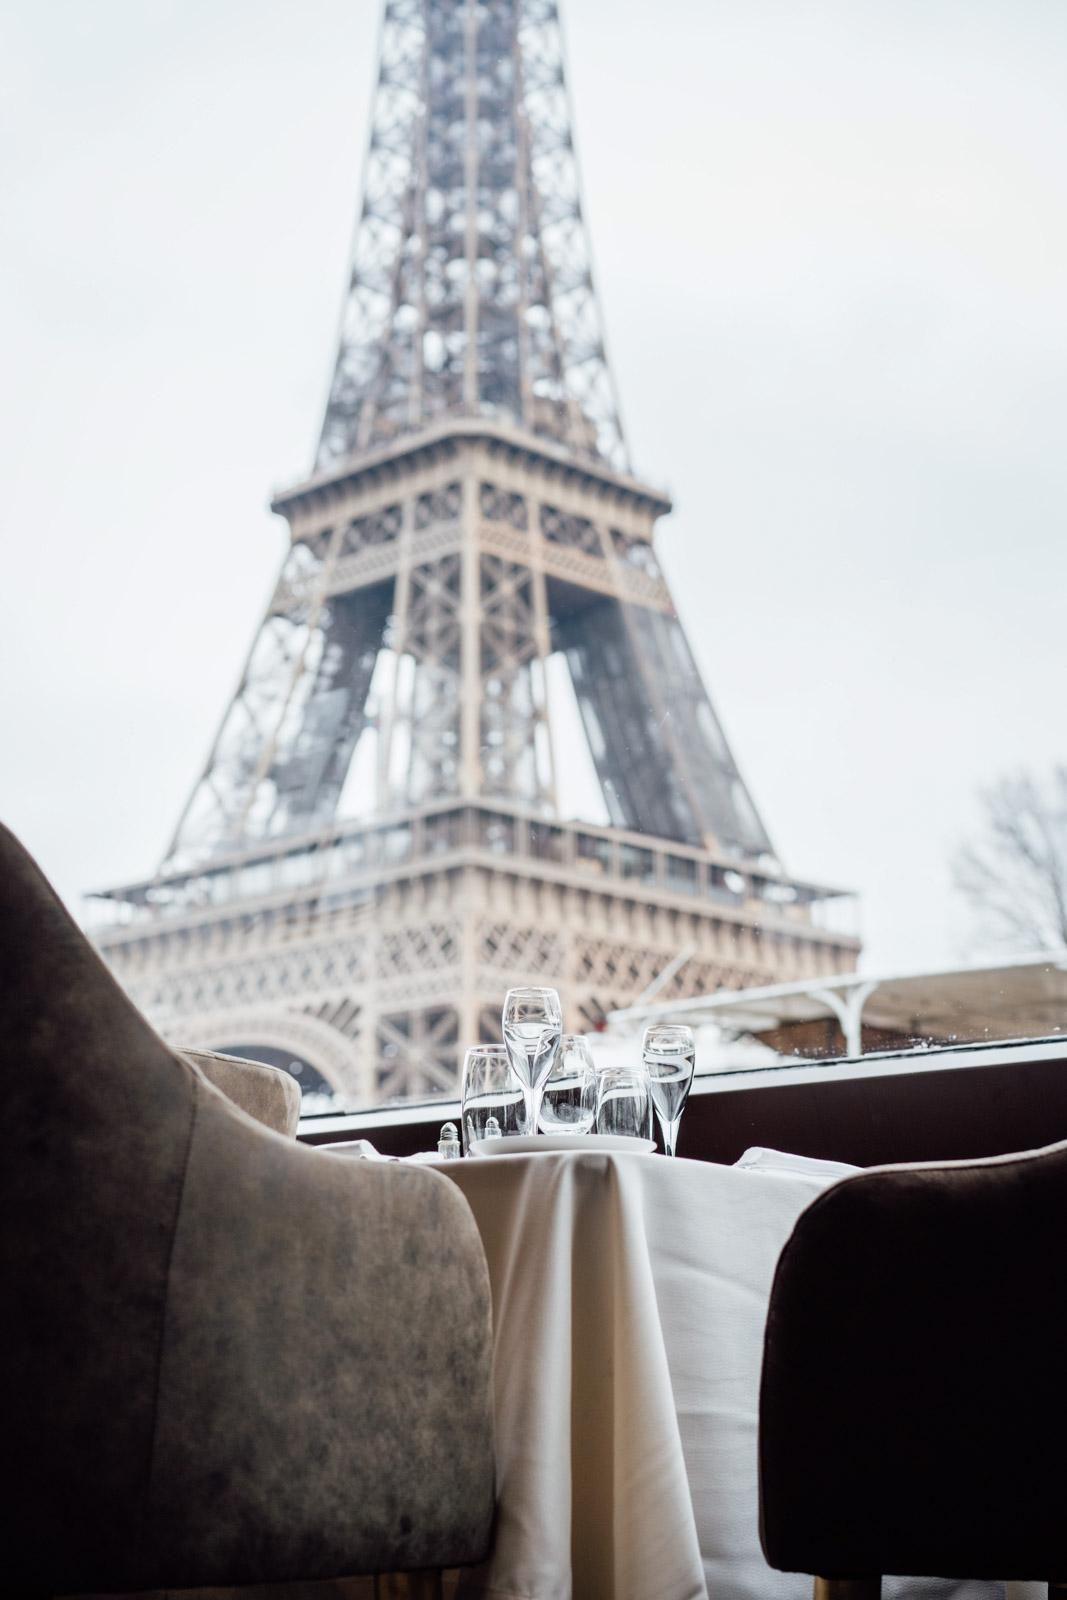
[814,1580,882,1600]
[375,1571,444,1600]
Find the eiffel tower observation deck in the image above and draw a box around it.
[93,0,859,1108]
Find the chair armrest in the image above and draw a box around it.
[759,1141,1067,1582]
[181,1046,302,1137]
[138,1075,494,1589]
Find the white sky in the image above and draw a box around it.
[2,0,1065,972]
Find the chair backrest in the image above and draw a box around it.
[1,821,204,1586]
[759,1142,1067,1582]
[181,1046,301,1136]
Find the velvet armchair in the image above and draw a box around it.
[1,822,495,1597]
[759,1142,1067,1598]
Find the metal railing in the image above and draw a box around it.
[87,800,857,939]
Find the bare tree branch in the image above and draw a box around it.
[954,766,1067,950]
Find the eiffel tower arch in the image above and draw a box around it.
[93,0,858,1107]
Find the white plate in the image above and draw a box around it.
[470,1133,656,1156]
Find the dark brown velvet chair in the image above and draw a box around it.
[1,822,494,1597]
[758,1143,1067,1599]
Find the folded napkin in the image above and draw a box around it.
[316,1139,397,1161]
[734,1145,860,1179]
[316,1139,444,1163]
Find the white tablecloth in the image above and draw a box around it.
[435,1147,1024,1600]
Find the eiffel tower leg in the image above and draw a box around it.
[376,496,415,811]
[460,485,482,797]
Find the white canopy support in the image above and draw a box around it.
[808,979,880,1059]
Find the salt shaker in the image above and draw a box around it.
[437,1121,461,1160]
[484,1115,502,1140]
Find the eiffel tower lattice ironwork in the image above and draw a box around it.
[94,0,858,1108]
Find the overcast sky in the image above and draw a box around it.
[3,0,1066,973]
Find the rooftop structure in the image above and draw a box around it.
[610,949,1067,1060]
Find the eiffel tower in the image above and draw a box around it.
[93,0,858,1107]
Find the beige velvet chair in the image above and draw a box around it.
[1,822,495,1597]
[180,1046,302,1138]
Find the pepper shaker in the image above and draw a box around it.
[437,1121,461,1160]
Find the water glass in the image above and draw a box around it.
[643,1023,696,1157]
[596,1062,653,1140]
[539,1034,597,1134]
[502,986,563,1140]
[461,1045,528,1152]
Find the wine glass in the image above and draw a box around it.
[461,1045,528,1152]
[596,1062,653,1140]
[502,986,563,1139]
[538,1034,597,1135]
[642,1023,696,1157]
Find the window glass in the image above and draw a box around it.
[620,844,655,885]
[664,856,700,896]
[476,811,515,854]
[21,3,1061,1118]
[425,809,465,854]
[576,833,613,874]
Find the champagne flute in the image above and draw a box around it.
[642,1023,696,1157]
[539,1034,597,1134]
[502,987,563,1138]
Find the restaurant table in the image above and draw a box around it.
[127,1144,1041,1600]
[429,1146,1033,1600]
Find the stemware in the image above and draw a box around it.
[642,1023,696,1157]
[538,1034,598,1135]
[502,986,563,1139]
[596,1062,653,1140]
[460,1044,528,1153]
